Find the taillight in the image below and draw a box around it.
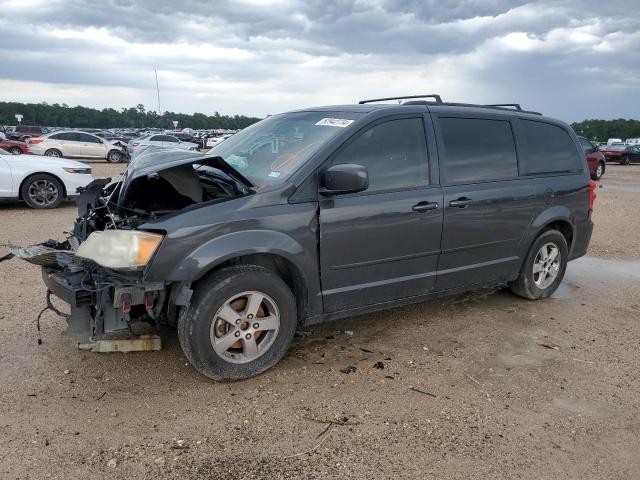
[29,139,43,144]
[588,179,597,210]
[132,143,140,147]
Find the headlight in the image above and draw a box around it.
[76,230,163,269]
[63,167,92,174]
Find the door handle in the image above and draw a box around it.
[412,201,439,212]
[449,197,473,208]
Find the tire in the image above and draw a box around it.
[509,229,568,300]
[620,155,631,165]
[592,162,605,180]
[106,149,124,163]
[21,173,64,209]
[8,147,22,155]
[178,265,297,381]
[44,149,62,158]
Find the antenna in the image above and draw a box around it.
[155,69,162,114]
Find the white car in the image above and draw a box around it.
[128,134,199,156]
[0,148,94,208]
[28,131,128,163]
[206,134,232,148]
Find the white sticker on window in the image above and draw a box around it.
[268,171,282,178]
[315,118,354,128]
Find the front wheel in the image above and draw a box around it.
[510,230,568,300]
[106,149,124,163]
[178,265,297,381]
[8,147,22,155]
[21,173,64,209]
[620,155,631,165]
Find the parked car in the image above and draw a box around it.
[578,136,606,180]
[11,96,595,381]
[28,131,128,163]
[206,134,232,148]
[8,125,49,142]
[0,147,93,208]
[0,138,29,155]
[601,145,640,165]
[127,134,199,155]
[606,138,623,146]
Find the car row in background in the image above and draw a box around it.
[127,134,199,156]
[28,131,129,163]
[0,147,94,209]
[600,144,640,165]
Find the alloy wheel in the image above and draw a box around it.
[209,291,280,364]
[532,242,561,289]
[27,179,60,207]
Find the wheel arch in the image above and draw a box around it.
[194,252,310,324]
[18,171,68,200]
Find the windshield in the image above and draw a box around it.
[206,111,362,187]
[608,145,625,151]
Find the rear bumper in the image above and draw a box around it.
[569,217,593,261]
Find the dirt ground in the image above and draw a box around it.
[1,162,639,479]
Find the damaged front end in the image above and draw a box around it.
[6,148,254,341]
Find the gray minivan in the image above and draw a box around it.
[15,95,595,381]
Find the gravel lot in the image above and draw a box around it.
[1,162,639,479]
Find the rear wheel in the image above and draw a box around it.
[510,230,568,300]
[8,147,22,155]
[21,173,64,209]
[44,149,62,158]
[620,155,631,165]
[592,162,605,180]
[178,265,297,381]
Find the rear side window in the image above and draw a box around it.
[331,118,429,193]
[56,132,78,141]
[521,120,581,175]
[439,117,518,184]
[578,137,593,152]
[77,133,101,143]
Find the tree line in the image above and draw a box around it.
[571,119,640,141]
[0,102,262,130]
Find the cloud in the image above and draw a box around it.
[0,0,638,121]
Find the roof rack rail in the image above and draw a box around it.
[359,94,443,105]
[485,104,522,111]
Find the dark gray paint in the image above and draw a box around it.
[140,102,592,325]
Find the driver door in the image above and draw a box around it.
[319,116,443,313]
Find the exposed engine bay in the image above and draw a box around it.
[3,149,254,340]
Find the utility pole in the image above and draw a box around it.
[155,69,162,118]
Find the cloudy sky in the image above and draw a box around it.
[0,0,638,122]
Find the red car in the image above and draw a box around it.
[0,138,29,155]
[601,144,640,165]
[578,136,606,180]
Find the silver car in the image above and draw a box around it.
[128,134,199,156]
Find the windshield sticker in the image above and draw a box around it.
[315,118,354,128]
[268,171,282,178]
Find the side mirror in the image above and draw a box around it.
[320,163,369,195]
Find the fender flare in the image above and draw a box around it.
[162,229,314,286]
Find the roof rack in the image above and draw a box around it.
[359,94,443,105]
[485,104,522,111]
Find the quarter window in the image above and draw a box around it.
[439,117,518,184]
[521,120,581,175]
[331,118,429,192]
